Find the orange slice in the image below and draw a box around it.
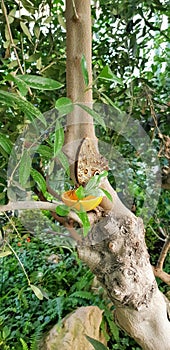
[61,190,103,212]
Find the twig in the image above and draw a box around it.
[148,224,165,242]
[4,212,21,238]
[51,211,81,242]
[5,240,31,285]
[152,235,170,286]
[153,267,170,286]
[0,200,60,212]
[156,237,170,270]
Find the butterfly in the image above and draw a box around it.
[76,137,108,185]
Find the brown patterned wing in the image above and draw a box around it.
[76,137,108,185]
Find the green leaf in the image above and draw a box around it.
[100,93,123,113]
[85,171,108,194]
[20,338,29,350]
[77,211,91,237]
[20,0,35,14]
[85,176,99,193]
[95,171,108,184]
[58,14,66,29]
[6,74,29,96]
[56,204,70,216]
[0,251,12,258]
[0,90,46,126]
[0,134,12,154]
[19,151,32,187]
[2,326,11,340]
[81,54,89,86]
[100,188,113,202]
[86,188,103,197]
[75,186,85,199]
[55,97,73,116]
[30,284,44,300]
[57,151,70,177]
[31,168,46,194]
[76,104,106,130]
[85,335,108,350]
[34,24,40,39]
[8,8,16,24]
[54,121,64,156]
[17,75,63,90]
[48,159,55,175]
[98,66,123,85]
[70,291,93,300]
[38,145,52,158]
[20,22,32,42]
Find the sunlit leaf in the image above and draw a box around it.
[6,74,28,96]
[58,14,66,29]
[100,93,123,113]
[2,326,11,340]
[54,121,64,156]
[0,251,12,258]
[77,211,91,236]
[20,22,32,42]
[0,90,46,126]
[20,338,29,350]
[31,168,46,194]
[75,186,85,199]
[38,145,52,158]
[19,150,32,187]
[55,97,73,116]
[0,134,12,154]
[8,8,16,24]
[84,176,99,193]
[57,151,70,177]
[34,24,40,39]
[98,66,123,85]
[30,284,44,300]
[20,0,35,14]
[17,75,63,90]
[56,204,70,216]
[96,171,108,184]
[85,171,108,194]
[100,188,113,202]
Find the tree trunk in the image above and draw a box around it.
[64,0,97,182]
[65,1,170,349]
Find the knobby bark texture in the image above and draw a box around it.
[77,212,170,350]
[65,1,170,349]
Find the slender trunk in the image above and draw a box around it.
[64,0,96,181]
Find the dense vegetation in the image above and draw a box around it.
[0,0,169,349]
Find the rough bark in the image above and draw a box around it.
[77,212,170,350]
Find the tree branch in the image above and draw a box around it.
[0,200,81,225]
[156,236,170,270]
[152,235,170,286]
